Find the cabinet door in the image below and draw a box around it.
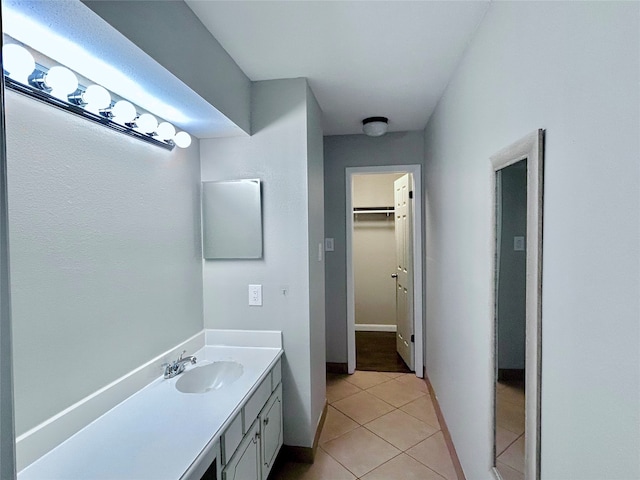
[261,383,283,480]
[222,420,261,480]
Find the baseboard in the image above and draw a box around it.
[497,368,525,381]
[354,324,397,332]
[281,400,327,465]
[281,445,314,464]
[423,367,466,480]
[326,362,348,374]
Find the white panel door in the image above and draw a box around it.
[394,174,414,370]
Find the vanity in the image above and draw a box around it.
[18,331,284,480]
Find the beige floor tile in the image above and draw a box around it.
[327,379,361,404]
[496,461,525,480]
[361,453,444,480]
[495,426,520,456]
[332,390,395,425]
[270,448,356,480]
[400,395,440,429]
[365,409,438,451]
[345,370,390,389]
[393,374,430,393]
[406,431,457,480]
[367,379,426,407]
[497,388,525,410]
[327,373,350,385]
[498,435,525,473]
[319,406,359,444]
[322,427,401,477]
[380,371,407,379]
[496,398,525,435]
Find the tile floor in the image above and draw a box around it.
[270,371,458,480]
[495,379,525,480]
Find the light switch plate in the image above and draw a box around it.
[249,284,262,306]
[324,238,334,252]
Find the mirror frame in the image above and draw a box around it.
[490,129,544,480]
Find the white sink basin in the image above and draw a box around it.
[175,361,243,394]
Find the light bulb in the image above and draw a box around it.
[156,122,175,141]
[136,113,158,134]
[44,66,78,100]
[83,85,111,114]
[173,131,192,149]
[111,100,136,124]
[2,44,35,84]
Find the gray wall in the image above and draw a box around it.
[323,132,424,363]
[83,0,251,135]
[200,78,325,448]
[423,2,639,478]
[497,162,526,370]
[5,91,203,437]
[305,85,327,438]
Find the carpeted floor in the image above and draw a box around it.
[356,331,412,373]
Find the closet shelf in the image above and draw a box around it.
[353,207,395,216]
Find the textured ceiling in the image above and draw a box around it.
[186,0,490,135]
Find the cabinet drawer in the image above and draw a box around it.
[243,376,271,433]
[271,359,282,391]
[221,412,243,465]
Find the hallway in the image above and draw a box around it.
[271,371,457,479]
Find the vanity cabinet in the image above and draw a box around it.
[260,384,283,479]
[221,420,261,480]
[221,359,283,480]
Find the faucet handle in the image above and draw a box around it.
[178,350,187,361]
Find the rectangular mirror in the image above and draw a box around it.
[490,129,544,480]
[202,179,262,259]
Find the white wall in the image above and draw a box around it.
[5,91,203,439]
[324,132,424,363]
[200,78,325,448]
[83,0,251,134]
[423,2,639,478]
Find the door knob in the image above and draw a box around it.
[391,273,398,278]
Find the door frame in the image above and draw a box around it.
[345,164,423,377]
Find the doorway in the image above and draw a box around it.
[345,165,423,377]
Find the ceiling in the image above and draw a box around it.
[186,0,490,136]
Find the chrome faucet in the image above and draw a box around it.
[163,350,197,379]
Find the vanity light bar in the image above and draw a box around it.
[2,43,192,150]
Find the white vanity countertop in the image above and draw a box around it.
[18,341,283,480]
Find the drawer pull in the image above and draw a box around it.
[263,417,269,426]
[253,431,261,444]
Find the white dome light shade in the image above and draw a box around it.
[2,44,35,84]
[173,131,192,149]
[136,113,158,133]
[156,122,176,141]
[362,116,389,137]
[45,66,78,100]
[111,100,137,124]
[83,85,111,113]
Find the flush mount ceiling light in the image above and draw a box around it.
[2,42,192,150]
[362,116,389,137]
